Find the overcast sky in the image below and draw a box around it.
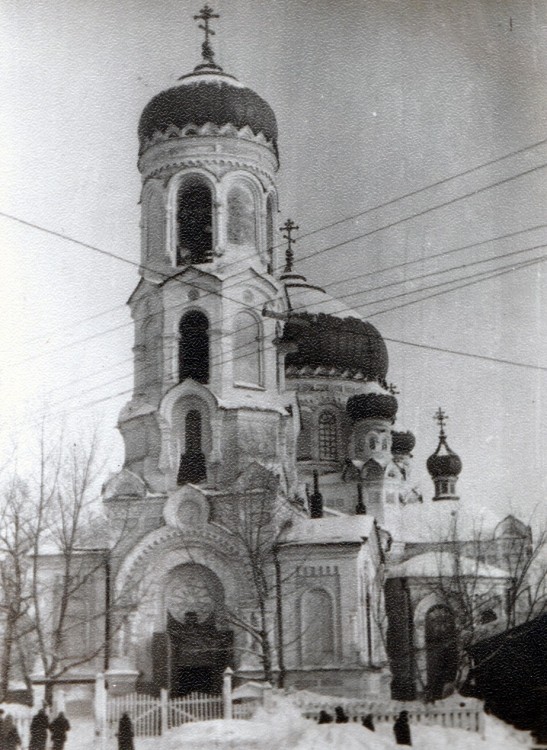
[1,0,545,535]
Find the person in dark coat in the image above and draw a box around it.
[117,712,135,750]
[29,708,49,750]
[317,709,333,724]
[49,712,70,750]
[393,710,412,746]
[362,713,375,731]
[334,705,349,723]
[2,715,21,750]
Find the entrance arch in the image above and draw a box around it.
[425,604,458,700]
[154,563,233,696]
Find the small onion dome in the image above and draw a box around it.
[426,437,463,478]
[391,431,416,455]
[346,392,398,424]
[138,68,278,156]
[281,312,388,378]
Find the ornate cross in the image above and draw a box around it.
[388,382,400,395]
[434,406,448,436]
[194,4,220,65]
[280,218,299,273]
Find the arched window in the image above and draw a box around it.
[233,311,262,386]
[177,410,206,485]
[301,589,335,665]
[177,178,213,264]
[146,190,164,261]
[318,411,338,461]
[425,605,458,701]
[227,185,255,245]
[179,311,209,384]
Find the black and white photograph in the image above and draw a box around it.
[0,1,546,748]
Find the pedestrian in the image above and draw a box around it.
[49,712,70,750]
[362,713,375,731]
[29,707,49,750]
[393,710,412,746]
[334,705,349,723]
[117,712,134,750]
[2,715,21,750]
[317,709,333,724]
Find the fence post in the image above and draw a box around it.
[94,672,107,750]
[223,667,233,720]
[160,688,169,735]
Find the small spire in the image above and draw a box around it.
[193,4,220,68]
[434,406,448,439]
[280,218,299,273]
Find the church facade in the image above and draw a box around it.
[42,9,534,703]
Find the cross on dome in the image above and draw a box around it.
[280,218,299,273]
[193,4,220,67]
[434,407,448,437]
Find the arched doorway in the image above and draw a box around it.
[425,604,458,700]
[153,564,233,696]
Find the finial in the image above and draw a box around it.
[280,218,299,273]
[388,382,399,395]
[434,407,448,438]
[194,4,220,67]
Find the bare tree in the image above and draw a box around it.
[0,425,140,703]
[417,516,546,699]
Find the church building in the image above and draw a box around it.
[39,7,534,704]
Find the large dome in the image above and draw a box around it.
[138,69,278,154]
[282,312,389,379]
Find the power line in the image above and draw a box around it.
[384,337,547,372]
[295,162,547,266]
[34,253,546,422]
[323,223,547,293]
[363,254,546,320]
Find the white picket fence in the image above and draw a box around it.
[105,690,223,738]
[291,693,485,735]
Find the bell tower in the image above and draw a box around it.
[111,7,296,499]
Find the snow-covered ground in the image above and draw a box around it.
[1,699,533,749]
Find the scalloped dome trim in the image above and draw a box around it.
[140,120,276,154]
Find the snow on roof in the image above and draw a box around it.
[388,551,509,579]
[279,515,375,546]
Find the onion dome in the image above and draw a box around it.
[426,444,463,478]
[427,408,462,501]
[391,431,416,455]
[138,68,278,156]
[346,391,398,424]
[282,312,388,379]
[139,6,277,157]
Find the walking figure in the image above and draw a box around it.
[49,712,70,750]
[317,709,333,724]
[2,715,21,750]
[362,713,375,731]
[334,705,349,723]
[393,710,412,746]
[117,712,135,750]
[29,708,49,750]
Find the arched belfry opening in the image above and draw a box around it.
[179,310,209,384]
[177,177,213,264]
[177,409,207,485]
[227,185,255,245]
